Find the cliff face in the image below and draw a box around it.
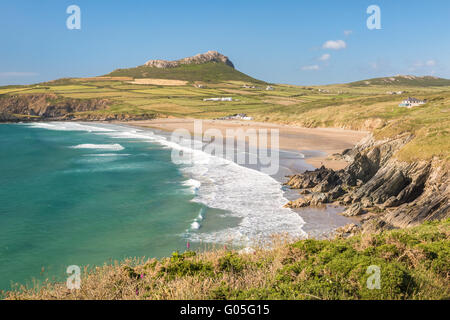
[285,134,449,232]
[0,93,156,122]
[145,50,235,69]
[0,93,108,120]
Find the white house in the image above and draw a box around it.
[216,113,253,121]
[399,97,427,108]
[203,97,233,102]
[387,91,406,95]
[266,86,274,91]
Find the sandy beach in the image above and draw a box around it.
[119,118,369,170]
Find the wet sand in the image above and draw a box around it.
[116,119,365,238]
[119,118,369,170]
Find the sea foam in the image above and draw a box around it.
[190,221,201,230]
[24,122,115,132]
[96,124,307,245]
[182,179,201,194]
[71,144,125,151]
[28,122,307,245]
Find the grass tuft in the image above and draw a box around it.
[5,219,449,300]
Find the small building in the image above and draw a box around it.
[216,113,253,121]
[203,97,233,102]
[266,85,274,91]
[387,91,406,95]
[399,97,427,108]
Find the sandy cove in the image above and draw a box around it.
[118,119,369,170]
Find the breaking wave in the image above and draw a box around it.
[26,122,306,245]
[70,144,125,151]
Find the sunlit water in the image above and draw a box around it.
[0,122,306,291]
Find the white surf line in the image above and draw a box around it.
[24,122,307,245]
[70,144,125,151]
[96,124,308,245]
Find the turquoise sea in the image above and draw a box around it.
[0,122,306,291]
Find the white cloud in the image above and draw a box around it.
[344,30,353,36]
[0,72,38,77]
[409,59,437,72]
[302,65,320,71]
[319,53,331,61]
[322,40,347,50]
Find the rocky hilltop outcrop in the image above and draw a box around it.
[285,133,449,233]
[145,50,235,69]
[0,93,156,122]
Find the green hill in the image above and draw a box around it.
[348,75,450,87]
[106,62,265,84]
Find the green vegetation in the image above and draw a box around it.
[348,75,450,87]
[107,62,265,84]
[5,219,449,300]
[1,72,449,162]
[1,64,448,300]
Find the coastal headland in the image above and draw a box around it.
[1,50,448,232]
[1,50,449,300]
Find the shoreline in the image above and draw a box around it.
[116,120,363,238]
[2,118,369,170]
[115,118,369,170]
[7,120,367,239]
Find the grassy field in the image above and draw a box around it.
[1,74,449,162]
[348,75,450,87]
[5,219,449,300]
[1,71,448,300]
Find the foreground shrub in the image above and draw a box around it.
[4,219,449,300]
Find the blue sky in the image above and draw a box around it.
[0,0,449,86]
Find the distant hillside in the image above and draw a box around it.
[348,75,450,87]
[106,51,265,84]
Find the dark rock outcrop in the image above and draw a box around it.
[285,133,449,232]
[334,223,361,238]
[285,166,340,190]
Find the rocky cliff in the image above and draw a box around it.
[0,93,156,122]
[285,133,449,233]
[145,50,235,69]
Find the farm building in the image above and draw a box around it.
[216,113,253,120]
[203,97,233,102]
[399,97,427,108]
